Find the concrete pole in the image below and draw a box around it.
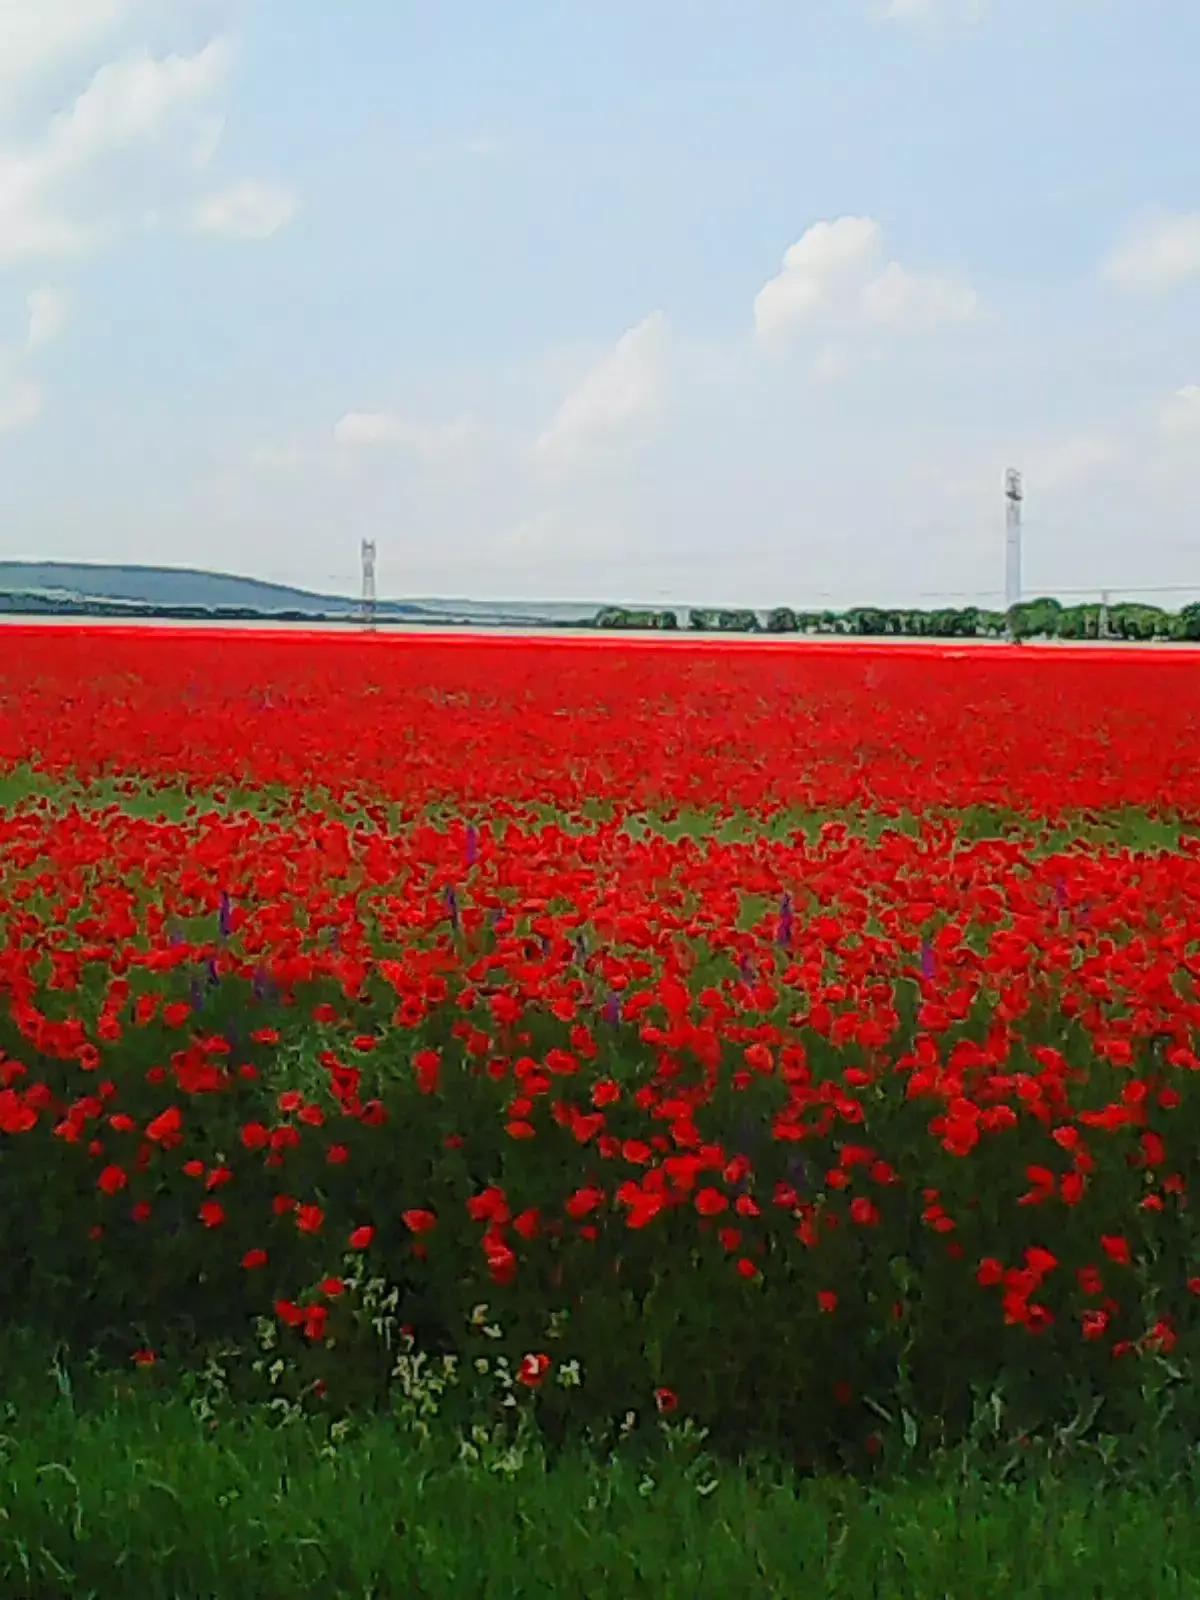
[361,539,377,630]
[1005,470,1023,614]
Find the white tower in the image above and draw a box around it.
[361,539,377,629]
[1004,469,1023,616]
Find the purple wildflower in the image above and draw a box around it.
[787,1156,814,1193]
[251,966,279,1004]
[777,893,794,949]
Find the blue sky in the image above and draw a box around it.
[1,0,1197,605]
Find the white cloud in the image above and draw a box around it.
[874,0,988,25]
[1103,212,1200,294]
[334,412,480,458]
[0,39,233,264]
[0,0,134,106]
[754,217,882,345]
[26,287,69,348]
[0,164,91,261]
[189,112,227,173]
[754,217,978,347]
[1161,385,1200,435]
[0,368,43,434]
[0,286,68,435]
[532,312,669,471]
[46,42,231,167]
[861,261,979,328]
[188,180,299,240]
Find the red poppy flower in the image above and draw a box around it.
[517,1353,552,1388]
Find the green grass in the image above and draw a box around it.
[3,767,1200,1596]
[1,1357,1199,1599]
[1,762,1196,854]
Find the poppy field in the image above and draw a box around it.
[4,625,1200,1465]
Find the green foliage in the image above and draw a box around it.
[2,1347,1200,1599]
[595,608,680,631]
[589,599,1195,641]
[1108,604,1178,642]
[688,609,761,632]
[765,608,798,633]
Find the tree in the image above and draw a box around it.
[765,608,798,633]
[1010,597,1062,640]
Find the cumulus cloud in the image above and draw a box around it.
[754,217,979,347]
[861,261,979,328]
[0,0,134,105]
[26,287,69,348]
[334,412,480,459]
[1161,385,1200,435]
[188,179,299,240]
[1103,212,1200,294]
[0,25,287,429]
[58,43,228,154]
[532,311,668,470]
[0,40,233,264]
[754,217,882,345]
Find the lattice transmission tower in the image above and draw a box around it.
[361,539,377,629]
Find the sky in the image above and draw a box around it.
[0,0,1197,608]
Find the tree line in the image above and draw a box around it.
[592,599,1200,642]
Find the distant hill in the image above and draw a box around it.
[0,562,601,626]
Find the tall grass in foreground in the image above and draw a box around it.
[1,1356,1198,1599]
